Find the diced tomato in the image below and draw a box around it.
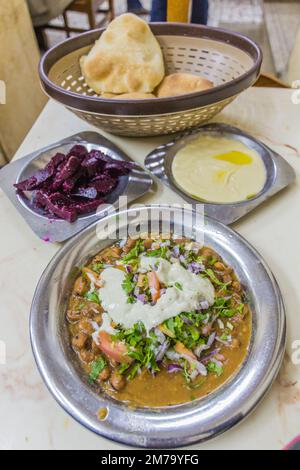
[148,271,161,302]
[174,342,197,361]
[97,331,133,364]
[159,324,175,338]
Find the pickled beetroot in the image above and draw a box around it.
[14,145,133,222]
[91,174,117,194]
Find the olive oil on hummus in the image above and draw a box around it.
[172,135,266,203]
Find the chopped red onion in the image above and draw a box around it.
[166,350,181,362]
[207,332,216,347]
[173,246,180,258]
[167,364,182,373]
[179,254,186,264]
[155,340,169,362]
[187,261,205,274]
[199,300,210,310]
[194,343,208,358]
[194,360,207,376]
[154,328,166,344]
[201,348,221,363]
[181,316,193,325]
[216,336,230,346]
[137,293,147,304]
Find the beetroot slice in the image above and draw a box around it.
[52,156,81,190]
[37,191,78,222]
[91,174,117,194]
[14,152,66,191]
[62,168,84,193]
[71,198,104,215]
[82,150,112,169]
[14,145,133,223]
[66,145,88,160]
[104,161,133,177]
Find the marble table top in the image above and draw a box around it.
[0,87,299,450]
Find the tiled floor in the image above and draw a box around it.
[44,0,300,81]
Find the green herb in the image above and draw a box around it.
[183,360,192,382]
[145,246,168,259]
[91,262,104,273]
[186,378,206,390]
[127,295,136,304]
[127,363,141,380]
[122,274,135,295]
[85,290,101,304]
[208,256,217,266]
[236,303,245,313]
[89,356,106,381]
[207,361,223,376]
[219,333,229,341]
[204,269,232,293]
[120,240,143,263]
[219,308,235,318]
[163,312,206,350]
[174,282,183,290]
[119,363,131,375]
[204,269,224,286]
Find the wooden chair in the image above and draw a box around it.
[35,0,115,50]
[62,0,115,35]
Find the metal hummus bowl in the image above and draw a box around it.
[30,206,285,448]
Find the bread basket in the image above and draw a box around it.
[39,23,262,137]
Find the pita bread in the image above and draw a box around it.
[80,13,165,94]
[156,73,213,98]
[113,92,156,100]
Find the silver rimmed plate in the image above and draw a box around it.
[30,206,285,448]
[144,124,295,225]
[0,132,153,242]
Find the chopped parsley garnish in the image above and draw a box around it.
[120,240,143,263]
[85,289,101,304]
[145,246,168,259]
[174,282,183,290]
[122,273,135,295]
[89,356,106,381]
[204,269,231,290]
[91,262,104,273]
[207,361,223,376]
[186,378,206,390]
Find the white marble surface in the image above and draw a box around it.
[0,88,300,450]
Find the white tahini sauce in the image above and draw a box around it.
[97,259,215,335]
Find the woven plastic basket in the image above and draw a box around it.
[40,23,262,137]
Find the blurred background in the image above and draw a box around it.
[0,0,300,164]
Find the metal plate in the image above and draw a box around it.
[0,132,153,243]
[30,206,285,448]
[144,123,295,225]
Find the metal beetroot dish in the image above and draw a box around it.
[67,235,251,407]
[14,145,132,223]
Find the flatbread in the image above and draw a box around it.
[113,92,156,100]
[156,73,213,98]
[80,13,165,94]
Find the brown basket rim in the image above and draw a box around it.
[39,22,262,116]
